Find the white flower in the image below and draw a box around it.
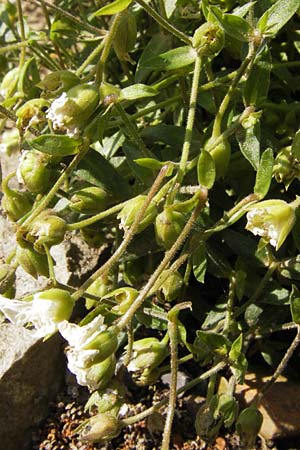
[58,315,107,387]
[246,198,300,250]
[46,92,80,137]
[0,288,74,338]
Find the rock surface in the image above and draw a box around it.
[236,372,300,442]
[0,324,65,450]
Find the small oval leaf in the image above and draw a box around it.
[211,6,252,42]
[197,149,216,189]
[143,46,197,71]
[30,134,82,156]
[120,84,158,101]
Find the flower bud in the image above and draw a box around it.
[85,354,116,391]
[118,195,158,234]
[99,82,121,105]
[127,337,169,374]
[204,136,231,179]
[83,327,119,367]
[192,22,224,57]
[155,207,186,250]
[46,83,100,137]
[79,413,121,442]
[236,407,263,449]
[69,186,109,214]
[38,70,80,98]
[273,146,300,188]
[1,173,33,222]
[113,10,137,64]
[156,270,183,302]
[16,240,49,278]
[16,98,49,131]
[0,264,16,295]
[28,210,66,252]
[246,197,300,250]
[34,288,74,324]
[18,150,52,193]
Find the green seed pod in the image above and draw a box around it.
[204,136,231,179]
[118,195,158,234]
[28,210,66,252]
[192,22,224,57]
[16,98,49,131]
[85,379,126,415]
[113,10,137,64]
[83,327,119,367]
[236,407,263,449]
[69,186,109,214]
[105,287,138,315]
[46,83,100,137]
[156,270,183,302]
[99,82,121,105]
[86,354,116,391]
[18,150,52,193]
[1,173,33,222]
[0,264,16,295]
[38,70,80,98]
[80,413,121,443]
[127,337,169,374]
[16,240,49,279]
[155,207,186,250]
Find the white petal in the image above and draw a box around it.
[58,314,105,348]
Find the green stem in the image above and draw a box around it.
[32,0,106,36]
[40,0,65,69]
[16,0,26,68]
[66,200,128,231]
[254,325,300,406]
[0,41,29,55]
[136,0,192,46]
[44,245,57,286]
[234,262,279,319]
[18,141,90,232]
[212,47,257,138]
[117,189,208,330]
[76,39,105,77]
[175,55,203,187]
[96,12,124,84]
[161,315,179,450]
[122,361,226,426]
[71,165,170,301]
[114,103,152,157]
[123,322,134,367]
[224,271,236,335]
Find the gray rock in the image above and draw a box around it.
[0,324,65,450]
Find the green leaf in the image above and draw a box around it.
[192,243,207,283]
[258,0,300,37]
[243,48,272,107]
[197,149,216,189]
[134,158,171,172]
[290,284,300,324]
[30,134,82,156]
[135,33,172,83]
[236,116,261,170]
[229,334,248,383]
[74,149,131,200]
[196,331,230,357]
[291,129,300,160]
[123,141,155,185]
[93,0,132,16]
[143,46,197,71]
[254,148,274,199]
[120,84,158,101]
[210,6,252,42]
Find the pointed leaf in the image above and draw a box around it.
[30,134,82,156]
[254,148,274,199]
[143,46,197,71]
[211,6,252,42]
[193,243,207,283]
[244,47,272,107]
[93,0,132,16]
[120,84,158,101]
[290,284,300,324]
[258,0,300,37]
[236,116,261,170]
